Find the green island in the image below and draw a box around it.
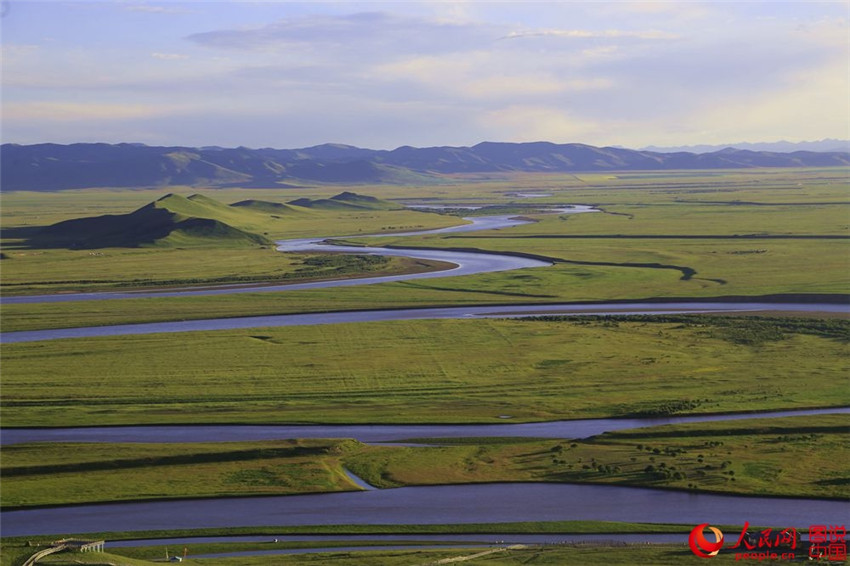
[2,414,848,508]
[2,169,848,565]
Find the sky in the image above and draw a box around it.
[1,0,849,150]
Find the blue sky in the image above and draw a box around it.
[2,1,848,149]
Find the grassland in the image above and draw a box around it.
[3,414,846,508]
[2,316,847,426]
[0,438,363,508]
[0,248,450,296]
[4,541,810,566]
[0,191,461,296]
[2,169,847,332]
[344,413,850,500]
[1,170,847,561]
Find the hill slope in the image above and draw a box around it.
[3,141,849,190]
[33,194,271,249]
[287,191,403,211]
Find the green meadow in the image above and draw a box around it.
[2,169,847,332]
[3,414,846,508]
[0,191,460,295]
[2,541,806,566]
[0,248,447,296]
[2,316,848,426]
[343,413,850,500]
[1,169,848,564]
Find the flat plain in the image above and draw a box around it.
[2,316,848,426]
[1,168,848,565]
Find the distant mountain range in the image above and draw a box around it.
[33,191,401,249]
[3,141,849,191]
[641,139,850,153]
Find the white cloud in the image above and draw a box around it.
[187,11,499,58]
[3,2,847,148]
[376,52,614,102]
[500,29,681,41]
[123,4,193,15]
[3,101,186,122]
[478,105,608,144]
[596,2,713,20]
[151,52,189,60]
[688,59,850,144]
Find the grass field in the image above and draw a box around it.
[0,192,461,295]
[1,170,847,560]
[4,541,813,566]
[2,169,847,331]
[2,316,847,426]
[3,414,846,508]
[0,249,450,295]
[1,438,363,508]
[344,413,850,500]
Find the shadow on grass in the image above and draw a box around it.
[393,280,557,298]
[3,446,331,477]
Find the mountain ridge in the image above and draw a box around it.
[641,138,850,153]
[2,141,848,191]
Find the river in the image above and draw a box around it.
[0,213,567,305]
[3,407,847,445]
[2,301,846,344]
[2,482,846,537]
[2,204,846,539]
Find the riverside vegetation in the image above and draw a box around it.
[2,170,848,331]
[2,316,848,426]
[1,169,848,564]
[2,414,847,508]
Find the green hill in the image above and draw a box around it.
[287,191,402,211]
[229,199,305,216]
[34,193,271,249]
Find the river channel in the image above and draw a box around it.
[2,205,847,539]
[2,301,846,344]
[3,482,847,537]
[0,212,568,305]
[3,407,847,446]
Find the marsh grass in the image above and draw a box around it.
[3,170,848,331]
[2,317,848,426]
[343,414,850,500]
[2,415,847,508]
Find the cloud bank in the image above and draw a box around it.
[2,2,848,148]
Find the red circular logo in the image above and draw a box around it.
[689,523,724,558]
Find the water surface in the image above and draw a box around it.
[2,483,844,537]
[2,301,845,344]
[3,407,847,445]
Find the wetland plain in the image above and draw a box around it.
[1,169,848,565]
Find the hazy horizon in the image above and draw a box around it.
[2,1,848,149]
[3,138,849,154]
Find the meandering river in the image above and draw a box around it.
[2,204,846,538]
[0,213,565,305]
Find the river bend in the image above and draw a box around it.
[2,204,846,537]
